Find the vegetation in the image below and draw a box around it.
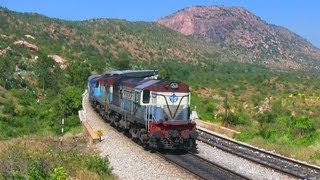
[0,137,113,179]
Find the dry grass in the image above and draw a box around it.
[0,134,113,179]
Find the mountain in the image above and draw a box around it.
[158,6,320,71]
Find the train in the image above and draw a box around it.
[88,70,198,151]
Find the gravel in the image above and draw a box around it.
[196,141,296,180]
[82,93,296,179]
[82,94,197,180]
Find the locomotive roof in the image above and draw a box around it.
[122,79,189,92]
[109,70,158,78]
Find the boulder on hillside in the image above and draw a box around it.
[0,46,11,57]
[24,34,35,40]
[14,40,39,52]
[48,55,68,69]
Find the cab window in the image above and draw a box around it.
[142,90,150,104]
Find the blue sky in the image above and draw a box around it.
[1,0,319,48]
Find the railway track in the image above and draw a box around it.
[159,152,249,180]
[197,127,320,179]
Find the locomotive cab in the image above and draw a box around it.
[139,81,191,123]
[135,81,197,150]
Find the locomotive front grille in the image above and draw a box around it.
[164,105,186,121]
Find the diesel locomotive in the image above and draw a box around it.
[88,70,197,150]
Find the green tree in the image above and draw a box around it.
[159,66,171,79]
[66,61,91,88]
[58,86,82,116]
[34,54,61,91]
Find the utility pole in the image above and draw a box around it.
[224,92,228,122]
[60,114,65,147]
[43,75,45,92]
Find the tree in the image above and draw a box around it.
[66,61,91,88]
[159,66,171,79]
[34,54,59,91]
[58,86,82,116]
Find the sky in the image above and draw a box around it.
[0,0,319,48]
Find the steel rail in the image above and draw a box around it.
[159,151,250,180]
[197,127,320,179]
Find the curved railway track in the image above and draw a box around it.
[197,127,320,179]
[159,152,249,180]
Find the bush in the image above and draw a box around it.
[205,102,214,114]
[260,128,277,142]
[0,139,113,179]
[50,167,68,180]
[86,156,112,177]
[291,116,315,137]
[27,161,49,180]
[235,130,258,141]
[257,111,277,127]
[223,112,245,126]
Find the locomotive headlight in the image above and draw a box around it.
[170,82,179,89]
[154,126,161,132]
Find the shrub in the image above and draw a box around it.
[235,130,258,141]
[27,161,49,180]
[257,111,277,127]
[86,156,112,177]
[223,112,243,126]
[259,128,277,141]
[205,102,214,114]
[291,116,315,137]
[50,167,68,180]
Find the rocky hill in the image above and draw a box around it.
[0,7,221,68]
[158,6,320,71]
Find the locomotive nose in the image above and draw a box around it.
[190,130,198,139]
[168,130,180,138]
